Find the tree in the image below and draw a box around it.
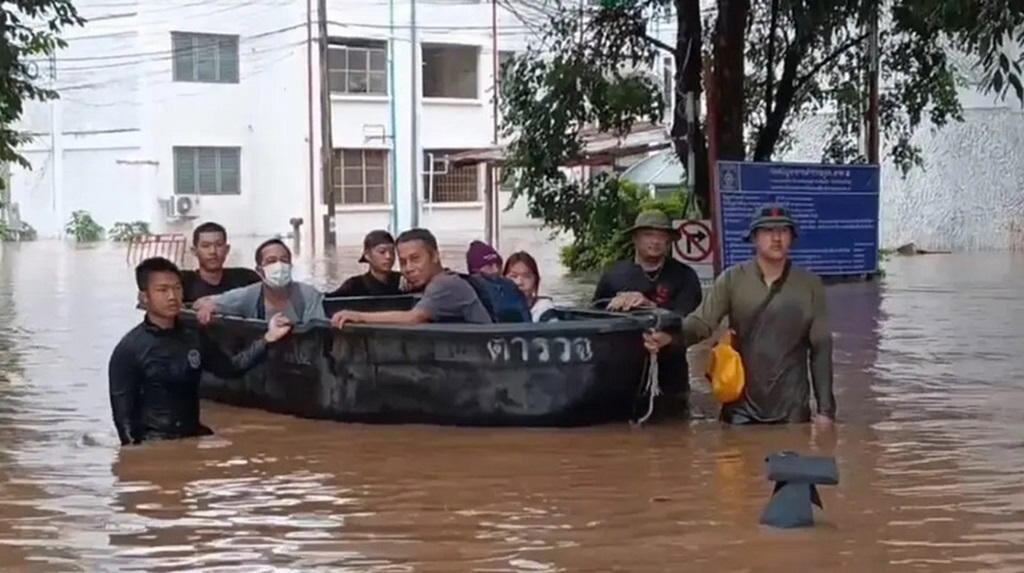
[0,2,85,179]
[499,0,1024,227]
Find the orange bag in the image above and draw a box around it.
[705,330,744,404]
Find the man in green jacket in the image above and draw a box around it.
[647,205,835,426]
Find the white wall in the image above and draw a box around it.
[326,0,525,244]
[137,0,311,239]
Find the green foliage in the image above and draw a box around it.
[108,221,151,242]
[499,3,665,228]
[498,0,1024,235]
[742,1,963,171]
[64,210,103,242]
[0,2,86,182]
[558,177,690,275]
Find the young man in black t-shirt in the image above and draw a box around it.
[328,229,403,297]
[593,209,703,421]
[180,222,261,303]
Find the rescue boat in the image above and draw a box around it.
[187,295,677,427]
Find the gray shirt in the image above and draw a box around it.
[414,273,493,324]
[211,281,326,324]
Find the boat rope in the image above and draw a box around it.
[632,349,661,426]
[631,310,667,427]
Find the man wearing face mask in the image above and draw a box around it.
[193,239,326,325]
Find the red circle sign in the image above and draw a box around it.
[673,220,713,262]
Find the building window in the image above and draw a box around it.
[171,32,240,84]
[422,44,479,99]
[423,150,479,203]
[328,39,388,95]
[330,149,388,204]
[173,147,241,195]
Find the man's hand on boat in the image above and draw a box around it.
[607,291,653,312]
[264,313,293,342]
[193,296,217,325]
[330,310,364,329]
[642,330,673,354]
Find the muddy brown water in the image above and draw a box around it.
[1,232,1023,572]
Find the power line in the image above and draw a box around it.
[57,39,305,92]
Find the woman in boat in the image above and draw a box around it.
[503,251,557,322]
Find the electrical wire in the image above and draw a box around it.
[17,0,702,112]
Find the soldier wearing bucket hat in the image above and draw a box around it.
[592,208,704,421]
[744,204,798,242]
[680,202,836,428]
[621,209,682,239]
[328,229,402,297]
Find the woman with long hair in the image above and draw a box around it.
[502,251,557,322]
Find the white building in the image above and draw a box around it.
[9,0,535,249]
[12,0,1024,253]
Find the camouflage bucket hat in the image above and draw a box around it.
[623,209,680,239]
[744,204,797,242]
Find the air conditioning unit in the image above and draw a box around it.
[162,194,201,220]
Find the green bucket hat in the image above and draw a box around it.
[623,209,680,239]
[745,204,797,242]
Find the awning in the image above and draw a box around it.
[447,122,671,167]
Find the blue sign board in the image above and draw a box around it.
[716,161,880,276]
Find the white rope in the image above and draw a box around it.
[632,351,661,426]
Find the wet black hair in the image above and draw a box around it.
[192,221,228,246]
[254,238,291,265]
[134,257,183,291]
[396,228,438,252]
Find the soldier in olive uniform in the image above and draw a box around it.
[647,205,835,426]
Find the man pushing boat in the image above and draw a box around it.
[592,210,704,421]
[109,257,292,446]
[663,205,836,426]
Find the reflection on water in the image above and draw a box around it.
[1,236,1023,571]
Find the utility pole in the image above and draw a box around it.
[488,0,499,248]
[865,4,880,164]
[317,0,337,249]
[409,0,421,227]
[305,0,317,253]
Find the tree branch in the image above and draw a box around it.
[644,34,678,56]
[793,32,870,95]
[764,0,780,119]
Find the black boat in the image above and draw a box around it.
[189,295,679,427]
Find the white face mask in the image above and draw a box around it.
[261,262,292,288]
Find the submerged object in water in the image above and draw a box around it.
[759,451,839,528]
[191,295,679,427]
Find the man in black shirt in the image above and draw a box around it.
[328,229,403,297]
[109,257,292,446]
[593,209,703,420]
[181,221,261,303]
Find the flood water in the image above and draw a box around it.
[1,230,1023,572]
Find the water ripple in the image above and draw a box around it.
[1,242,1024,570]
